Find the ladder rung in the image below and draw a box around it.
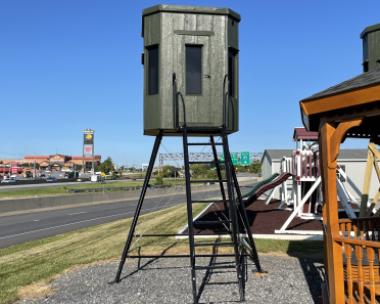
[191,200,225,204]
[195,265,236,270]
[191,179,227,183]
[189,161,221,165]
[194,242,233,247]
[193,220,231,225]
[187,142,223,146]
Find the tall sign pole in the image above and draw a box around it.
[83,129,95,174]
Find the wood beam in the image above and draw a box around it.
[320,118,362,303]
[361,148,374,217]
[361,142,380,217]
[320,122,344,303]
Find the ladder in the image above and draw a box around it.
[182,127,262,303]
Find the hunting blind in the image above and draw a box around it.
[114,5,262,304]
[142,5,240,135]
[361,22,380,72]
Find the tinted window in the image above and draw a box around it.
[186,45,202,95]
[147,45,159,95]
[228,48,238,97]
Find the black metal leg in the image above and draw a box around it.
[113,133,162,283]
[182,127,198,303]
[221,133,245,302]
[230,162,263,273]
[210,136,228,212]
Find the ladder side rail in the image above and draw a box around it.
[221,133,245,301]
[210,136,228,212]
[182,126,198,303]
[229,156,262,272]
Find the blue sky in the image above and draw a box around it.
[0,1,379,166]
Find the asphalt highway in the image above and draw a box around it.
[0,188,223,248]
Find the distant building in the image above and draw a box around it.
[0,154,101,172]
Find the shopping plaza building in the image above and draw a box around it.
[0,154,101,174]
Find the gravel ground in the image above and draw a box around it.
[18,255,324,304]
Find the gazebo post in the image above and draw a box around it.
[320,122,345,303]
[320,119,363,303]
[360,145,374,216]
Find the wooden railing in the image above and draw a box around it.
[334,217,380,303]
[339,218,380,241]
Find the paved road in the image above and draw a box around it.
[0,180,103,191]
[0,188,224,248]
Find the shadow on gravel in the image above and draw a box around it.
[287,241,325,304]
[117,242,178,282]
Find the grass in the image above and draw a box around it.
[0,178,185,199]
[0,203,323,304]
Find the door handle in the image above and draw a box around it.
[204,74,211,79]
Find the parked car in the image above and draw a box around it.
[45,176,58,182]
[1,178,17,184]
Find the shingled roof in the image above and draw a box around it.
[302,69,380,101]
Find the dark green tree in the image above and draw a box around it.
[159,165,177,178]
[96,157,115,174]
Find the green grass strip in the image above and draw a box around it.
[0,203,322,304]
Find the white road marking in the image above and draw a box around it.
[0,206,162,241]
[68,211,87,216]
[33,219,40,222]
[0,212,132,240]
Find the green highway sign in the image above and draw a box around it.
[218,152,252,166]
[240,152,250,165]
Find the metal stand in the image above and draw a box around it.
[114,75,261,303]
[112,128,262,303]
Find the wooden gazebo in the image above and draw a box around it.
[300,68,380,303]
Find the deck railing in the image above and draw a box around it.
[334,217,380,303]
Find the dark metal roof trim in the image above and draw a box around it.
[142,4,241,21]
[361,22,380,38]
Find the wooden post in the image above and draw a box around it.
[320,122,345,303]
[320,119,363,303]
[361,146,374,217]
[362,142,380,216]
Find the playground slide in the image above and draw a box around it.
[242,172,292,207]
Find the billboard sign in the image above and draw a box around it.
[83,129,94,157]
[83,144,93,156]
[83,132,94,145]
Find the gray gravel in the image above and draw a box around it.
[18,255,324,304]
